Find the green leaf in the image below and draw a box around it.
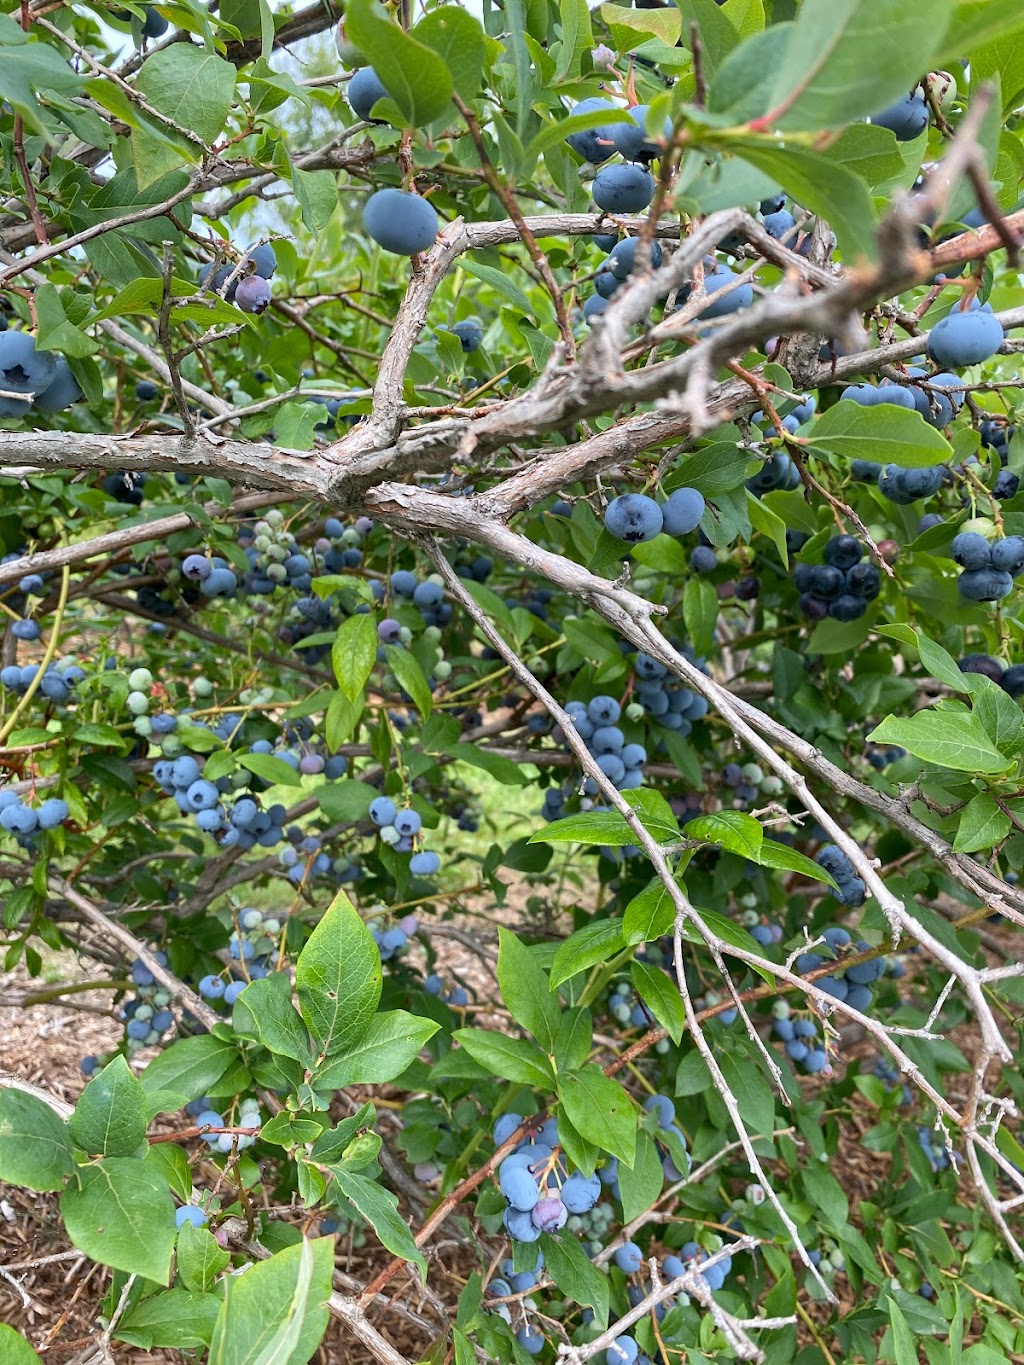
[683,576,718,656]
[61,1158,176,1285]
[558,1065,636,1167]
[540,1231,609,1328]
[935,2,1024,66]
[291,168,338,235]
[0,1325,44,1364]
[208,1238,333,1365]
[308,1103,376,1164]
[758,838,838,889]
[867,710,1012,774]
[720,1052,775,1137]
[448,742,530,786]
[0,16,85,135]
[0,1087,74,1191]
[230,973,314,1066]
[887,1299,920,1365]
[315,778,377,822]
[554,1008,593,1074]
[116,1289,220,1350]
[550,919,625,988]
[876,623,968,691]
[451,1029,554,1086]
[34,284,99,359]
[132,44,236,187]
[295,890,382,1061]
[531,789,679,848]
[764,0,952,133]
[329,1168,427,1278]
[617,1129,666,1223]
[678,440,753,496]
[177,1221,231,1294]
[314,1011,440,1088]
[345,0,453,126]
[678,0,740,75]
[555,0,593,79]
[414,7,486,99]
[332,613,377,702]
[497,928,560,1051]
[962,24,1024,110]
[460,259,537,317]
[384,644,432,718]
[237,753,305,787]
[139,1035,242,1105]
[685,810,763,860]
[952,792,1011,853]
[599,2,680,49]
[69,1055,148,1158]
[631,960,684,1044]
[623,878,676,945]
[747,490,790,567]
[805,401,954,466]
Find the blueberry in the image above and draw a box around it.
[348,66,389,121]
[660,487,705,536]
[870,89,929,141]
[409,850,440,875]
[991,536,1024,574]
[0,331,58,397]
[607,236,663,279]
[614,1241,644,1273]
[823,535,862,570]
[958,568,1014,601]
[363,189,439,256]
[451,318,483,352]
[34,356,84,412]
[592,163,656,213]
[698,268,753,319]
[565,97,619,163]
[611,105,672,162]
[690,545,717,573]
[763,209,797,242]
[928,307,1004,368]
[246,243,277,279]
[235,276,272,314]
[583,294,609,324]
[951,532,991,570]
[605,493,663,543]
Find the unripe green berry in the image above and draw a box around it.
[128,667,153,691]
[433,660,452,681]
[126,690,150,715]
[625,702,645,722]
[423,625,442,644]
[398,627,413,645]
[193,677,214,698]
[133,716,153,737]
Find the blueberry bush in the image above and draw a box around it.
[1,0,1024,1360]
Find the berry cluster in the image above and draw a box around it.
[369,796,441,875]
[0,331,83,419]
[119,956,176,1057]
[629,651,709,734]
[793,535,881,622]
[0,792,69,843]
[199,243,277,316]
[814,843,867,907]
[185,1094,261,1153]
[797,926,888,1012]
[951,532,1024,603]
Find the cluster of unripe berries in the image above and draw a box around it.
[369,796,441,876]
[184,1094,261,1153]
[119,956,176,1056]
[367,910,420,962]
[199,243,277,316]
[605,981,671,1053]
[722,761,784,808]
[793,535,881,622]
